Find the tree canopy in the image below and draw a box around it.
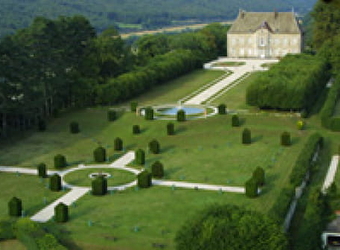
[175,204,288,250]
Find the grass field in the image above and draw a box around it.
[0,67,329,250]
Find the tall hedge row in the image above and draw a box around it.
[320,78,340,131]
[246,54,330,112]
[96,49,201,105]
[289,133,323,187]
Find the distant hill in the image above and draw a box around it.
[0,0,317,37]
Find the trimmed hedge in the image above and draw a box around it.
[50,174,62,192]
[93,146,106,162]
[151,161,164,178]
[145,107,154,120]
[149,139,160,154]
[289,133,323,187]
[218,104,226,114]
[69,121,80,134]
[246,54,330,112]
[281,131,291,146]
[8,197,22,217]
[177,109,186,122]
[320,78,340,131]
[268,187,295,223]
[167,122,175,135]
[37,163,47,178]
[114,137,123,151]
[252,167,265,186]
[54,154,67,169]
[135,149,145,165]
[231,115,240,127]
[91,176,107,196]
[107,110,117,121]
[245,177,258,198]
[242,128,251,144]
[137,171,152,188]
[133,125,140,134]
[55,203,69,223]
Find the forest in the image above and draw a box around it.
[0,15,228,138]
[0,0,317,37]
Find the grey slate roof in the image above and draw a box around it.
[228,11,301,34]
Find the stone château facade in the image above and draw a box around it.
[227,11,302,58]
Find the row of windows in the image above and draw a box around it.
[231,37,299,46]
[230,48,300,56]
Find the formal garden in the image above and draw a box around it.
[0,63,332,249]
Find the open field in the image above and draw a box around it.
[0,66,331,249]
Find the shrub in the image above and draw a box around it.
[8,197,22,217]
[145,107,154,120]
[37,163,47,178]
[297,120,305,130]
[218,104,226,114]
[38,119,46,131]
[252,167,265,186]
[0,220,15,239]
[320,78,340,130]
[245,177,258,198]
[135,149,145,165]
[107,110,117,121]
[177,109,186,122]
[114,137,123,151]
[151,161,164,178]
[268,187,295,223]
[69,121,80,134]
[281,131,291,146]
[130,101,138,112]
[91,176,108,196]
[133,125,140,134]
[242,128,251,144]
[167,122,175,135]
[149,139,160,154]
[231,114,240,127]
[50,174,62,192]
[137,171,152,188]
[93,146,106,162]
[55,203,68,223]
[54,154,67,169]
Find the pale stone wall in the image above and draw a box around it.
[227,30,302,58]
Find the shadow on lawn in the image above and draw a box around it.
[252,135,263,143]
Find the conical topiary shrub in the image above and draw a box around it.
[54,154,67,169]
[245,177,259,198]
[135,149,145,165]
[218,104,227,114]
[281,131,291,146]
[145,107,154,120]
[55,202,69,223]
[177,109,186,122]
[114,137,123,151]
[133,125,140,134]
[50,174,62,192]
[167,122,175,135]
[137,171,152,188]
[149,139,160,154]
[252,167,265,186]
[242,128,251,144]
[151,161,164,178]
[37,163,47,178]
[232,115,240,127]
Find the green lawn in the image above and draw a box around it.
[210,72,260,110]
[64,168,136,187]
[0,173,66,220]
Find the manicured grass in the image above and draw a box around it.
[64,168,136,187]
[212,61,246,67]
[210,72,260,110]
[122,69,226,106]
[0,173,66,220]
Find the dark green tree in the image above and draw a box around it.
[281,131,291,146]
[50,174,62,192]
[37,163,47,178]
[137,170,152,188]
[242,128,251,144]
[8,197,22,217]
[231,114,240,127]
[252,167,265,186]
[132,125,141,134]
[54,154,67,169]
[145,107,154,120]
[218,104,226,114]
[135,149,145,165]
[167,122,175,135]
[149,139,160,154]
[91,176,107,196]
[177,109,186,122]
[245,177,259,198]
[54,203,69,223]
[114,137,123,151]
[93,146,106,162]
[175,204,288,250]
[151,161,164,178]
